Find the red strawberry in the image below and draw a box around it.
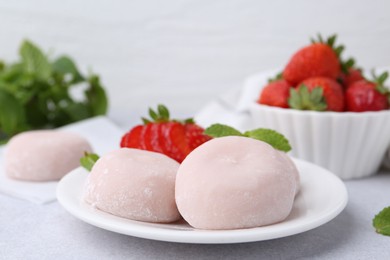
[120,105,212,163]
[258,79,292,108]
[185,123,212,151]
[283,35,342,85]
[345,72,390,112]
[120,125,143,149]
[161,122,188,163]
[290,77,345,112]
[342,68,365,87]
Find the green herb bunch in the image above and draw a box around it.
[0,40,108,144]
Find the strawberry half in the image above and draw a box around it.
[120,105,212,163]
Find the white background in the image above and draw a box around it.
[0,0,389,125]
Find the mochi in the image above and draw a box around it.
[175,136,299,230]
[5,130,92,181]
[83,148,181,223]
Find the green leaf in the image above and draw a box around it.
[377,71,389,85]
[244,128,292,152]
[19,40,51,80]
[204,124,243,138]
[80,152,100,171]
[86,75,108,116]
[0,60,5,72]
[142,117,151,124]
[148,108,158,121]
[288,85,327,111]
[63,102,91,121]
[373,207,390,236]
[157,104,170,120]
[205,124,292,152]
[267,72,283,83]
[52,56,84,83]
[0,89,26,136]
[184,118,195,124]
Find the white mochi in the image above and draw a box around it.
[175,136,299,230]
[5,130,92,181]
[83,148,181,223]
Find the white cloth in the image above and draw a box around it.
[0,116,124,204]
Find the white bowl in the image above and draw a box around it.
[250,104,390,179]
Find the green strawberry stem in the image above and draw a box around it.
[142,104,196,125]
[288,85,327,111]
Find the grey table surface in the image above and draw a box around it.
[2,170,390,259]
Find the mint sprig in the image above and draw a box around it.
[0,40,108,144]
[80,152,100,171]
[373,207,390,236]
[204,124,292,152]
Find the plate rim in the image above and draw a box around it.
[56,158,348,244]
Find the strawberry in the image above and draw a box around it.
[120,125,143,149]
[290,77,345,112]
[345,72,390,112]
[185,123,212,151]
[120,105,212,163]
[283,35,343,85]
[342,68,365,87]
[258,79,292,108]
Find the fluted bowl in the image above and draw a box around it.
[250,103,390,179]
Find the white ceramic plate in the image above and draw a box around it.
[57,158,348,244]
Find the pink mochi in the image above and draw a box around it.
[5,130,92,181]
[175,136,299,230]
[83,148,181,223]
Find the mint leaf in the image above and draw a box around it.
[0,89,26,137]
[0,40,109,140]
[373,207,390,236]
[204,124,243,138]
[20,40,51,80]
[52,56,84,83]
[80,152,100,171]
[244,128,292,152]
[204,124,292,152]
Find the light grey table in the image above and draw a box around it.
[2,170,390,259]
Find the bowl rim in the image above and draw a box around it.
[250,102,390,117]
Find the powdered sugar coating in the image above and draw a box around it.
[175,136,298,230]
[83,148,181,223]
[5,130,92,181]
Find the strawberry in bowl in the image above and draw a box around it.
[250,34,390,179]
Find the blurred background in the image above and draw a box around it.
[1,0,389,126]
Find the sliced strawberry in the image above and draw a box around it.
[161,122,187,162]
[120,105,213,163]
[120,125,144,149]
[140,123,153,151]
[149,123,164,153]
[185,124,211,151]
